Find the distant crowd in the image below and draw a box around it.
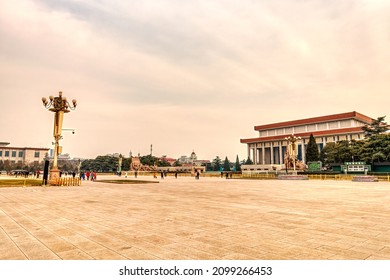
[79,171,97,181]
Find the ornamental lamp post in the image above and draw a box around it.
[42,91,77,182]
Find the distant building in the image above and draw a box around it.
[240,111,373,166]
[0,142,49,165]
[179,151,198,165]
[47,149,71,161]
[159,156,177,165]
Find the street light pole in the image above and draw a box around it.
[42,91,77,183]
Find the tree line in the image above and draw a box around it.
[80,154,245,173]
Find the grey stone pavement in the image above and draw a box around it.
[1,175,390,260]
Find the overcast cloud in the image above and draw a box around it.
[1,0,390,161]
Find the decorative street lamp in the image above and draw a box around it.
[42,91,77,182]
[118,154,123,175]
[285,134,301,173]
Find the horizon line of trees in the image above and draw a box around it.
[79,154,246,173]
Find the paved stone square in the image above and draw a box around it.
[1,176,390,260]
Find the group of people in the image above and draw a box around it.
[221,172,233,179]
[80,171,97,181]
[152,171,179,179]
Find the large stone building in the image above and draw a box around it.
[240,111,373,167]
[0,142,49,165]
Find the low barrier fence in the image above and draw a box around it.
[241,173,390,181]
[52,177,81,186]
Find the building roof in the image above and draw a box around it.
[241,127,363,144]
[254,111,373,131]
[0,146,49,151]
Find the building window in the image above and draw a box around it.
[18,151,24,158]
[12,151,16,157]
[0,151,2,157]
[285,127,293,134]
[34,151,40,158]
[5,151,9,157]
[329,121,339,129]
[318,123,327,130]
[307,124,316,132]
[294,126,305,133]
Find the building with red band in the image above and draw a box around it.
[240,111,373,166]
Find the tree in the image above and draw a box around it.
[320,143,334,164]
[335,140,353,163]
[140,155,158,166]
[157,158,171,167]
[362,116,390,138]
[359,134,390,163]
[122,157,131,171]
[223,156,231,171]
[212,156,221,171]
[235,155,241,171]
[245,156,253,165]
[81,155,119,172]
[306,134,319,163]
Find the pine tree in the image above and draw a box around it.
[245,156,253,165]
[306,134,319,163]
[362,116,389,138]
[212,156,222,171]
[223,156,231,171]
[235,155,241,171]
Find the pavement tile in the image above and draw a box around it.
[45,240,78,253]
[1,176,390,260]
[56,249,94,260]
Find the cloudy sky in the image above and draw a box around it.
[1,0,390,161]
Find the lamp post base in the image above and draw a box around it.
[49,168,61,185]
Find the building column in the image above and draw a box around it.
[253,143,257,164]
[262,143,265,165]
[279,142,283,165]
[301,139,306,163]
